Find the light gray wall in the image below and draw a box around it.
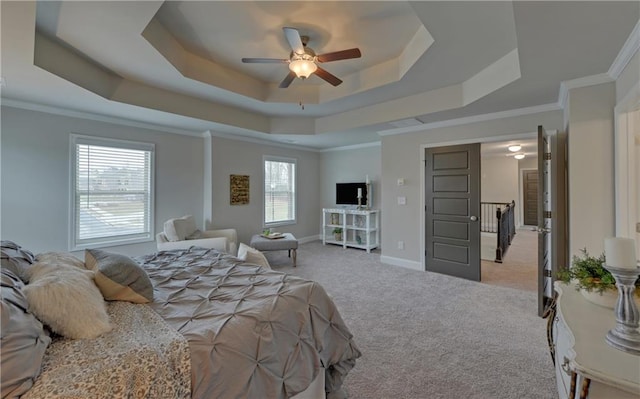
[567,83,616,257]
[319,144,382,210]
[0,106,205,257]
[380,110,563,263]
[208,136,321,245]
[481,155,519,226]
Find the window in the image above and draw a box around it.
[70,135,154,250]
[264,156,296,226]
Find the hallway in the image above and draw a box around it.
[481,228,538,292]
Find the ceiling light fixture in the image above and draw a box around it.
[289,54,317,79]
[514,153,525,160]
[508,144,522,152]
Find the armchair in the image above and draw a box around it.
[156,215,237,255]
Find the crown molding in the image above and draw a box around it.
[377,103,560,136]
[557,73,614,109]
[1,98,203,137]
[608,19,640,79]
[204,130,319,153]
[321,141,381,153]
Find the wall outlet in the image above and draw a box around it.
[397,241,404,250]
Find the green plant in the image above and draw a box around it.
[557,248,640,293]
[332,227,343,234]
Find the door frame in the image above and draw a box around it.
[519,167,538,227]
[420,132,536,271]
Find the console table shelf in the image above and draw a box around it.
[322,208,379,253]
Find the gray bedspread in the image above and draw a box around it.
[137,247,361,399]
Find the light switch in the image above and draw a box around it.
[397,196,406,205]
[397,178,405,186]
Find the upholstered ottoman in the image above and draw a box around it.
[249,233,298,267]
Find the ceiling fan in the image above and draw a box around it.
[241,27,362,88]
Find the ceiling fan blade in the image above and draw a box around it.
[283,27,304,54]
[314,66,342,86]
[316,48,362,63]
[279,71,297,88]
[242,58,288,64]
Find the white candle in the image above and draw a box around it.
[357,188,362,198]
[605,237,637,269]
[366,175,370,184]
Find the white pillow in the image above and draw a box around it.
[35,251,85,270]
[237,243,271,269]
[23,262,111,339]
[163,215,198,241]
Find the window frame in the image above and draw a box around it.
[69,134,155,251]
[263,155,297,228]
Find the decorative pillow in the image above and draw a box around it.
[0,269,51,399]
[85,248,154,304]
[1,240,35,283]
[163,215,198,242]
[36,251,85,269]
[237,243,271,270]
[23,262,111,339]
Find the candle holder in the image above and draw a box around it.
[603,265,640,355]
[365,183,371,210]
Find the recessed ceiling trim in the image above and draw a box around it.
[557,73,614,109]
[608,19,640,79]
[462,49,521,105]
[1,98,203,137]
[378,103,560,136]
[320,141,382,153]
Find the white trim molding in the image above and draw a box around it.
[380,255,423,271]
[608,19,640,80]
[557,73,614,109]
[377,103,559,136]
[321,141,381,153]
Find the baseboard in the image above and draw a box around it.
[380,255,423,271]
[298,235,321,244]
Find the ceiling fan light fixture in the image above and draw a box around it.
[508,144,522,152]
[514,153,526,160]
[289,54,317,79]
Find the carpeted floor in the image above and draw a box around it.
[264,241,556,399]
[481,228,538,292]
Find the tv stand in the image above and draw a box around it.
[322,208,379,253]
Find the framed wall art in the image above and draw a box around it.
[230,174,250,205]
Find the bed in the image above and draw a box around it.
[1,243,361,399]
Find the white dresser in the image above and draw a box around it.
[550,282,640,399]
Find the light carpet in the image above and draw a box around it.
[265,241,556,399]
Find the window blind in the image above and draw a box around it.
[264,158,296,225]
[71,136,154,249]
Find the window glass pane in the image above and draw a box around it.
[264,158,296,224]
[72,138,153,248]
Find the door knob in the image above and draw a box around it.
[470,216,478,221]
[536,227,551,234]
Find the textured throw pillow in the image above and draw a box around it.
[163,215,198,242]
[85,249,154,304]
[1,240,36,283]
[237,243,271,270]
[23,262,111,339]
[0,269,51,399]
[36,251,85,269]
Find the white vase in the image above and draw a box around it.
[580,288,640,309]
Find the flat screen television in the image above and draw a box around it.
[336,182,368,205]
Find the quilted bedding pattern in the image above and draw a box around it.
[137,247,361,399]
[23,301,191,399]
